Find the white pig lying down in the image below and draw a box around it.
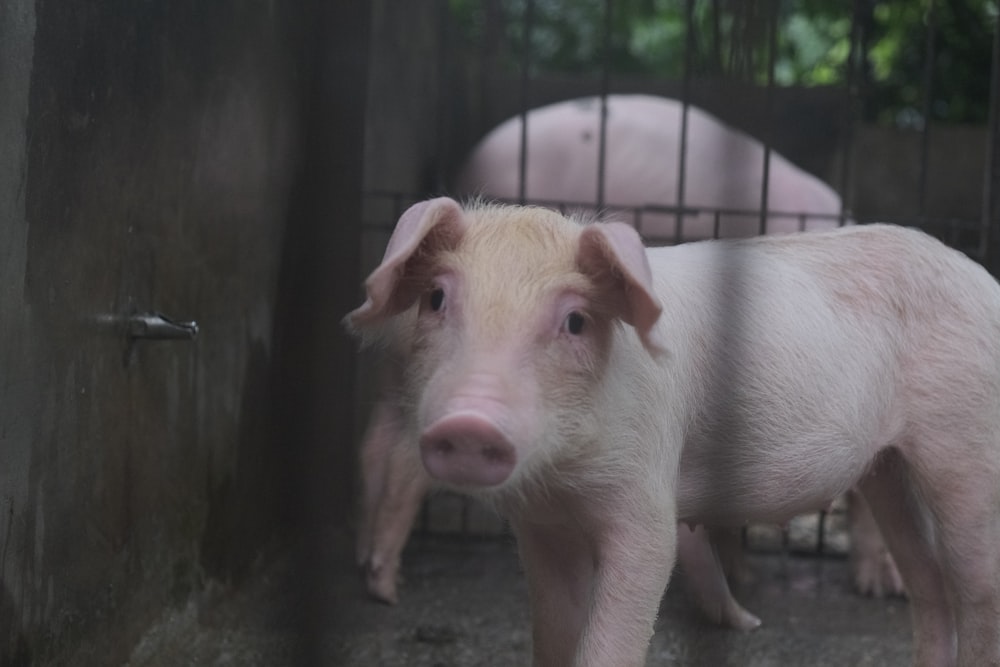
[346,198,1000,667]
[455,94,845,241]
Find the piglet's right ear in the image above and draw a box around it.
[344,197,466,332]
[578,222,666,356]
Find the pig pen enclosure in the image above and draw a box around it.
[3,1,1000,666]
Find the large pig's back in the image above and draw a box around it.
[454,98,611,205]
[455,95,842,240]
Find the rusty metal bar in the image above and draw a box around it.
[434,0,452,193]
[517,0,535,205]
[980,5,1000,270]
[918,0,937,217]
[677,0,695,239]
[596,0,614,211]
[838,0,864,225]
[758,0,779,236]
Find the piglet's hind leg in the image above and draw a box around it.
[859,452,956,667]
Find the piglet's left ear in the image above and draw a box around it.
[577,222,665,355]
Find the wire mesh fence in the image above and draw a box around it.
[358,0,1000,559]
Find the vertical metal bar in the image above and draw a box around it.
[918,0,937,217]
[419,498,430,534]
[393,192,403,220]
[980,6,1000,269]
[816,509,827,555]
[434,0,451,193]
[596,0,614,211]
[480,1,503,139]
[838,0,863,225]
[517,0,535,205]
[758,0,778,236]
[710,0,722,73]
[287,2,369,661]
[676,0,695,238]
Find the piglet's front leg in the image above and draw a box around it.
[515,505,675,667]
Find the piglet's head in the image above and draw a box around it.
[345,198,664,494]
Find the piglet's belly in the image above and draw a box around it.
[675,437,877,525]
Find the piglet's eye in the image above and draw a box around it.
[565,311,585,335]
[429,287,445,312]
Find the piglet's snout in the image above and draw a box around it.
[420,411,517,488]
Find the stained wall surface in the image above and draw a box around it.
[0,1,369,664]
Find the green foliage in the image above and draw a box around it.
[449,0,998,125]
[777,10,851,85]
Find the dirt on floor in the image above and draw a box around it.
[124,528,912,666]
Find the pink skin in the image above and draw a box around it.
[347,199,1000,666]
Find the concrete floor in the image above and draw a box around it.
[126,530,913,666]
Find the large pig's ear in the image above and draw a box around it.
[577,222,666,355]
[345,197,467,334]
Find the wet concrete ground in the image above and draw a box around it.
[126,530,912,666]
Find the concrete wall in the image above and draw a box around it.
[0,2,368,665]
[364,1,448,197]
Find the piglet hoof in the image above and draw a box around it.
[362,560,400,605]
[723,601,762,632]
[694,595,762,631]
[852,551,906,598]
[356,543,372,570]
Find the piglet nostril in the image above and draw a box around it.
[433,440,455,455]
[483,445,511,464]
